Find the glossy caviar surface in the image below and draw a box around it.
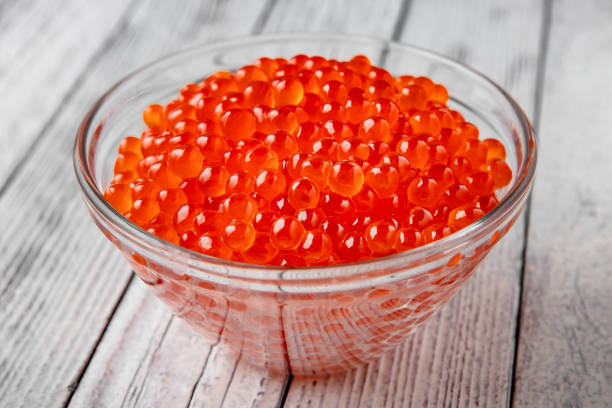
[104,54,512,266]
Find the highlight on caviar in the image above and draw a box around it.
[103,54,513,267]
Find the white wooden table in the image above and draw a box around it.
[1,0,611,406]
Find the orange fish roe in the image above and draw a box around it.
[104,54,513,266]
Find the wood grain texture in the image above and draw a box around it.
[261,0,404,35]
[0,0,130,188]
[68,280,212,407]
[283,0,544,406]
[513,0,612,406]
[0,1,269,406]
[188,347,290,408]
[2,0,609,407]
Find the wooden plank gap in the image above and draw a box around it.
[117,313,177,407]
[127,315,176,406]
[391,0,412,41]
[508,0,553,406]
[61,273,136,408]
[379,0,413,67]
[217,351,243,408]
[251,0,279,34]
[185,345,215,408]
[0,0,141,200]
[530,0,554,136]
[275,374,293,408]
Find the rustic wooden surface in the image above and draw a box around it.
[513,0,612,406]
[0,0,610,407]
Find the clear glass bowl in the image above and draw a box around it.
[74,34,536,375]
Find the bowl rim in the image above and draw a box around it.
[74,32,537,279]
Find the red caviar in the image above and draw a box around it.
[105,54,512,266]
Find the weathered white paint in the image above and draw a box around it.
[0,0,130,185]
[514,0,612,405]
[2,0,610,407]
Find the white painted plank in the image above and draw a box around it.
[0,1,269,406]
[514,0,612,405]
[0,199,131,407]
[283,0,544,406]
[0,0,130,185]
[188,348,290,408]
[68,280,211,407]
[261,0,405,35]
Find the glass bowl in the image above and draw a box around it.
[74,33,536,375]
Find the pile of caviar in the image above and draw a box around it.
[104,54,512,267]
